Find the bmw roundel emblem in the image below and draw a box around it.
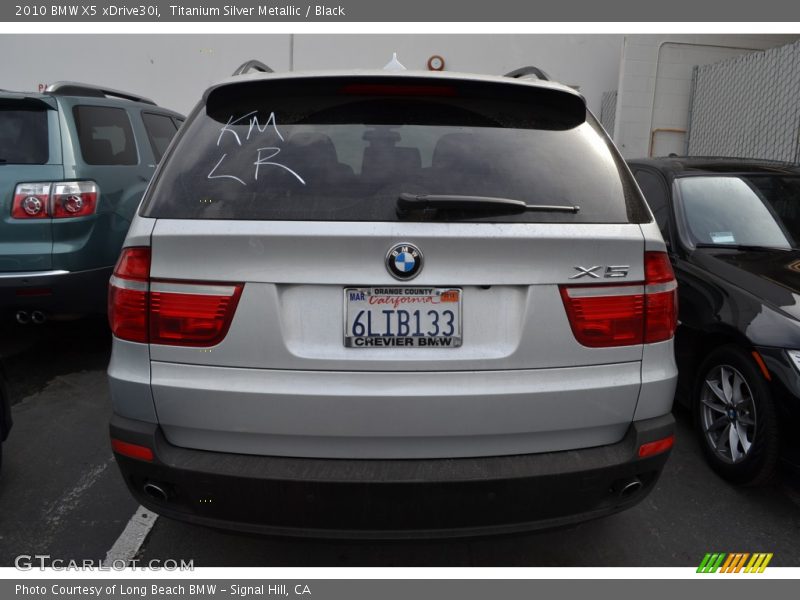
[386,243,423,280]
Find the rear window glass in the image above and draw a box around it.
[142,112,179,162]
[0,105,49,164]
[143,78,645,223]
[73,105,137,166]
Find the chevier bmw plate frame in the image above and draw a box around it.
[343,287,463,348]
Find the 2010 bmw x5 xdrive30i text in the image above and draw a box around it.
[107,68,678,537]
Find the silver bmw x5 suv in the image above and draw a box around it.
[107,67,678,537]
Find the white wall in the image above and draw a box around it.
[5,33,796,153]
[614,34,800,159]
[0,34,623,114]
[0,35,292,114]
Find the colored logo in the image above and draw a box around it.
[697,553,773,573]
[386,243,423,280]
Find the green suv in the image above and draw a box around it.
[0,82,183,323]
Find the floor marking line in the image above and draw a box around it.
[43,459,112,529]
[103,505,159,567]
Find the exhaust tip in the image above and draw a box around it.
[15,311,30,325]
[619,478,644,498]
[31,310,47,325]
[143,482,169,502]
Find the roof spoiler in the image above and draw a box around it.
[232,60,274,76]
[504,66,551,81]
[0,91,58,109]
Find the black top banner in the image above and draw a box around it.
[2,0,800,21]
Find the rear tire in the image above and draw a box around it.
[693,345,779,486]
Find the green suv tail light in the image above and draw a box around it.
[11,181,98,219]
[11,182,51,218]
[52,181,98,218]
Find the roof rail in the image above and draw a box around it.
[45,81,156,105]
[232,60,274,76]
[504,66,550,81]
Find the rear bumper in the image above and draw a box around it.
[110,412,674,539]
[145,360,647,458]
[0,266,111,316]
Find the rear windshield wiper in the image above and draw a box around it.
[397,193,580,216]
[693,243,793,251]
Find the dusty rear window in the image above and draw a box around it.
[0,105,49,164]
[143,77,647,223]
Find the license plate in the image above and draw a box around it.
[344,287,462,348]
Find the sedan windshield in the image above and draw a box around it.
[677,175,800,249]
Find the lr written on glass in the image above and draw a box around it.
[207,111,305,186]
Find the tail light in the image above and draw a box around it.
[339,83,458,97]
[52,181,98,218]
[149,283,243,346]
[108,247,151,343]
[560,284,645,347]
[642,251,679,344]
[11,183,51,218]
[109,247,243,346]
[11,181,98,219]
[560,251,677,348]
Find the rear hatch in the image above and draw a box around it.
[0,95,63,272]
[132,74,656,457]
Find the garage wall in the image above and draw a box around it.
[688,39,800,162]
[0,34,623,114]
[613,34,800,159]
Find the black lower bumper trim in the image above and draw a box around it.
[0,266,112,316]
[111,414,674,539]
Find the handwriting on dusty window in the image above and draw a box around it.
[208,112,305,186]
